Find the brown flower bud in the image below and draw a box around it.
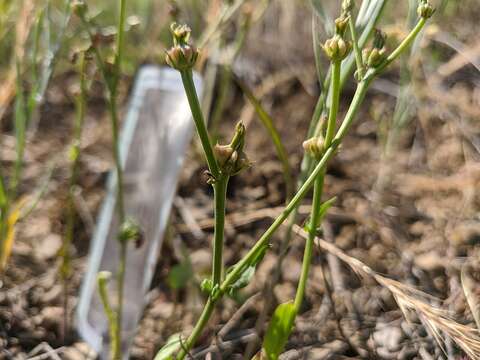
[118,218,143,245]
[214,144,234,167]
[335,16,349,36]
[303,136,325,159]
[363,47,386,68]
[373,29,387,50]
[232,150,251,175]
[323,35,351,62]
[214,121,250,176]
[165,44,199,71]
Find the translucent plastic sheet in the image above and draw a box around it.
[77,66,202,357]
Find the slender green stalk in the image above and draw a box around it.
[294,172,323,312]
[349,15,365,79]
[98,272,119,360]
[371,17,427,77]
[176,298,215,359]
[175,68,231,360]
[112,0,128,357]
[293,54,342,316]
[114,240,126,359]
[324,61,341,147]
[212,177,229,285]
[113,0,127,94]
[108,98,125,221]
[180,69,220,179]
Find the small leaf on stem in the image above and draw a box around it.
[262,301,296,360]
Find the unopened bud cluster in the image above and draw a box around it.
[118,218,143,246]
[362,29,387,68]
[323,11,352,62]
[214,122,250,177]
[417,0,435,19]
[334,16,349,37]
[303,136,325,159]
[323,35,351,62]
[165,23,199,71]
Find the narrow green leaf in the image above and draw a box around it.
[226,243,269,296]
[154,333,182,360]
[309,0,333,35]
[318,196,336,222]
[262,301,296,360]
[11,62,27,198]
[228,265,255,296]
[234,77,294,201]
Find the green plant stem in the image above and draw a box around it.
[324,60,341,147]
[349,15,364,79]
[371,17,427,77]
[109,93,126,360]
[98,273,119,360]
[294,172,323,312]
[177,297,215,359]
[114,241,126,359]
[112,0,128,357]
[293,55,342,314]
[113,0,127,93]
[180,69,220,179]
[212,176,229,285]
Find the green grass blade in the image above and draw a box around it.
[310,0,333,35]
[234,76,294,201]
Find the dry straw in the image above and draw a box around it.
[292,224,480,359]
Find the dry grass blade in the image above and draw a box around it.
[0,0,35,123]
[291,224,480,359]
[461,264,480,331]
